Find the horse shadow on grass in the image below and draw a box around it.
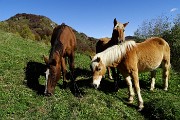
[56,67,92,97]
[24,61,92,96]
[24,61,47,95]
[73,70,128,93]
[62,67,93,89]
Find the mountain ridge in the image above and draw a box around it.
[0,13,97,53]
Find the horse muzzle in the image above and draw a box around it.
[118,37,125,43]
[92,75,102,89]
[92,83,99,89]
[44,90,53,96]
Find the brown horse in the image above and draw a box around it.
[44,23,77,96]
[96,18,129,79]
[91,37,170,111]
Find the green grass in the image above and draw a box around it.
[0,30,179,119]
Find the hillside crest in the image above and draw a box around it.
[0,13,97,53]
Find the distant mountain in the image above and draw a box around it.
[125,36,136,40]
[0,13,97,53]
[1,13,56,41]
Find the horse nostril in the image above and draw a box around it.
[93,84,98,89]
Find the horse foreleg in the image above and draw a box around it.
[125,76,134,103]
[107,67,113,79]
[111,67,119,92]
[131,71,144,111]
[61,57,67,88]
[150,70,156,91]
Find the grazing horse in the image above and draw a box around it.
[96,18,129,80]
[91,37,170,111]
[44,23,77,96]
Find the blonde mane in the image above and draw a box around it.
[92,40,136,66]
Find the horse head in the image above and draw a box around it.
[43,53,61,96]
[113,18,129,43]
[91,57,106,89]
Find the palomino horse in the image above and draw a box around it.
[44,23,78,96]
[91,37,170,110]
[96,18,129,80]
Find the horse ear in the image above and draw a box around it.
[89,55,94,60]
[89,52,96,60]
[97,57,101,62]
[123,22,129,28]
[114,18,117,27]
[43,55,49,64]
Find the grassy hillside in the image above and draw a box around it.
[0,13,97,54]
[0,30,180,119]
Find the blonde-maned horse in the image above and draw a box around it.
[96,18,129,80]
[91,37,170,111]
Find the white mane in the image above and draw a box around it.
[92,40,136,67]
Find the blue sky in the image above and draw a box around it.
[0,0,179,38]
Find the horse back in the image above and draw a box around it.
[96,38,114,53]
[124,37,170,72]
[52,24,76,56]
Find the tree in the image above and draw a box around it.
[162,14,180,71]
[134,15,171,39]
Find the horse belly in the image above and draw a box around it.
[138,59,162,72]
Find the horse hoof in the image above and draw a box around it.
[127,100,133,104]
[150,88,154,91]
[109,76,113,80]
[114,88,119,92]
[164,87,168,91]
[138,104,144,111]
[75,93,83,98]
[137,107,143,112]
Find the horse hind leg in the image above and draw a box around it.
[131,71,144,111]
[162,59,170,91]
[68,53,75,79]
[150,70,156,91]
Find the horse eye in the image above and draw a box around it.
[46,64,50,68]
[90,65,93,71]
[96,67,101,71]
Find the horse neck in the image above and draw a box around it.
[110,37,118,45]
[49,40,63,64]
[51,24,67,46]
[99,41,136,67]
[98,45,123,67]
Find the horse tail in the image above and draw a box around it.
[163,40,170,62]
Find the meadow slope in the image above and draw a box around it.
[0,30,179,120]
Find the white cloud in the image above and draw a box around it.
[170,8,178,12]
